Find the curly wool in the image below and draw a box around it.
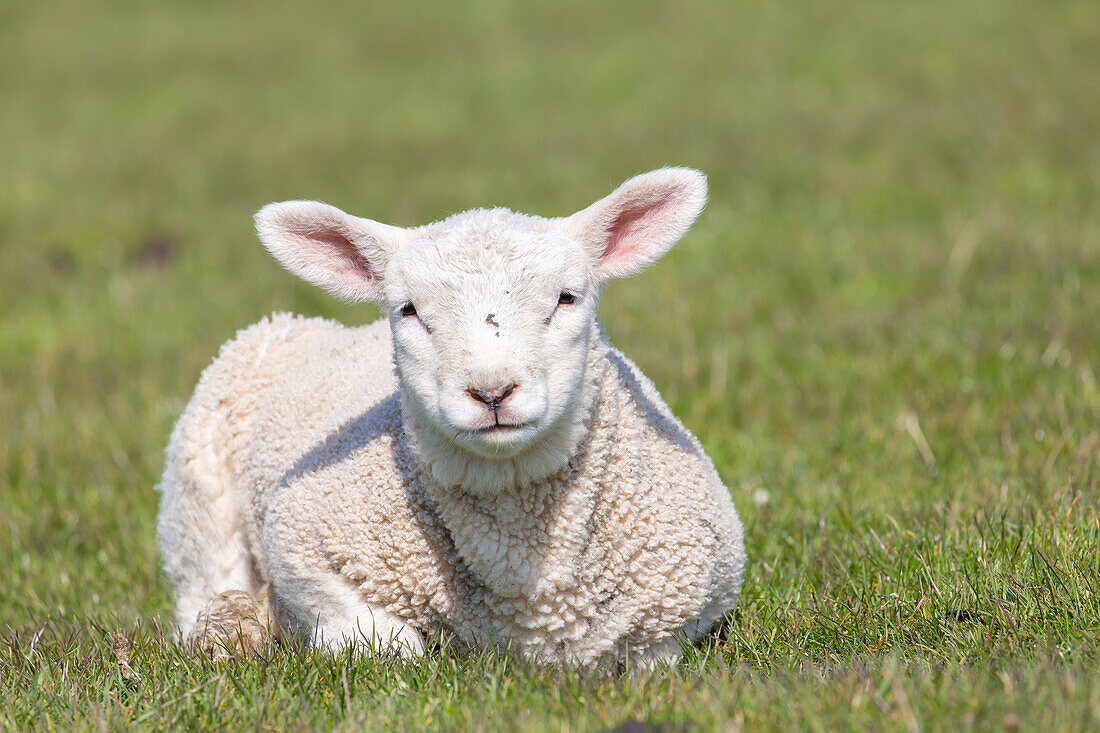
[158,313,744,668]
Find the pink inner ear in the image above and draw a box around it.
[599,187,684,267]
[293,228,376,283]
[601,205,652,263]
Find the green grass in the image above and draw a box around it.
[2,0,1099,729]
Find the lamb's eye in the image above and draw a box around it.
[558,292,576,305]
[400,302,417,317]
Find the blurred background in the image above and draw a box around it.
[1,0,1097,636]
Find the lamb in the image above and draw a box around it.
[155,167,746,669]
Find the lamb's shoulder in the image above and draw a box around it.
[602,345,729,515]
[595,346,743,628]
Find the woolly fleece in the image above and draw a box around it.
[156,169,745,669]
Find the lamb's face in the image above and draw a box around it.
[255,167,707,485]
[383,212,596,459]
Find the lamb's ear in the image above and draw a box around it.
[254,200,408,303]
[560,167,708,282]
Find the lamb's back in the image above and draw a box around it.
[210,314,397,488]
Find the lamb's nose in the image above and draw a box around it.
[466,383,517,412]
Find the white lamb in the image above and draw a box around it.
[156,167,745,669]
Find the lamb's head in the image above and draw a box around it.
[255,167,707,494]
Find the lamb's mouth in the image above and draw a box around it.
[465,420,535,436]
[472,421,531,434]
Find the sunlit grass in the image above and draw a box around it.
[2,0,1099,729]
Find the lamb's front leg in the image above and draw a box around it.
[187,586,278,658]
[273,561,425,659]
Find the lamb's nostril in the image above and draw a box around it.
[467,383,517,411]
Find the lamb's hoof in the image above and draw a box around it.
[186,588,276,658]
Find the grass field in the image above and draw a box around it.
[2,0,1099,729]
